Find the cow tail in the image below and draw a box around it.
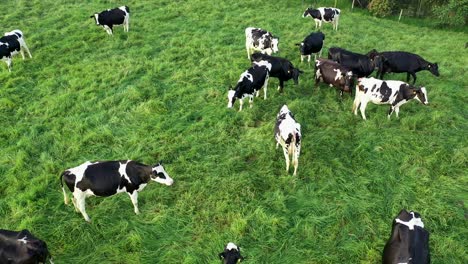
[60,171,69,205]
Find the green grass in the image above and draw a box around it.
[0,0,467,263]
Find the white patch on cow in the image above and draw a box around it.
[152,164,174,186]
[94,14,100,25]
[315,60,321,67]
[333,69,342,81]
[68,161,95,184]
[395,212,425,230]
[271,38,279,53]
[253,60,272,71]
[420,87,428,104]
[226,242,239,251]
[238,71,253,83]
[118,160,131,182]
[17,236,28,244]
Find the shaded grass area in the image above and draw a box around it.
[0,0,467,263]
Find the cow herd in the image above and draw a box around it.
[225,5,437,264]
[0,4,438,264]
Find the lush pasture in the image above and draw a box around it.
[0,0,467,263]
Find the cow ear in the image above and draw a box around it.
[219,252,225,259]
[159,160,163,165]
[90,15,94,18]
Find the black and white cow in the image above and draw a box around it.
[60,160,173,222]
[91,6,130,35]
[295,31,325,63]
[328,47,380,78]
[315,58,355,97]
[219,242,244,264]
[371,51,439,84]
[275,105,301,176]
[352,77,429,120]
[0,229,53,264]
[0,30,32,72]
[382,210,430,264]
[245,27,279,60]
[302,7,340,31]
[250,52,303,92]
[227,61,271,111]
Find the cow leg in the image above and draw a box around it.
[249,97,253,108]
[282,145,290,172]
[292,144,300,176]
[352,90,361,115]
[5,58,12,72]
[301,55,304,62]
[256,90,260,97]
[388,106,394,120]
[23,42,32,59]
[359,100,368,120]
[246,41,251,60]
[74,191,91,222]
[20,49,25,60]
[278,79,284,92]
[72,197,79,212]
[263,76,269,100]
[308,55,311,63]
[125,16,130,32]
[394,106,400,118]
[128,191,140,215]
[239,98,243,111]
[410,72,417,85]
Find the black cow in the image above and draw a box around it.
[61,160,174,222]
[219,242,244,264]
[91,6,130,35]
[302,7,340,30]
[251,53,303,92]
[295,31,325,63]
[0,229,52,264]
[0,30,32,72]
[315,58,355,97]
[382,210,430,264]
[227,61,271,111]
[372,51,439,84]
[328,47,380,78]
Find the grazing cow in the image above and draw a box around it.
[372,51,439,84]
[275,105,301,176]
[352,77,429,120]
[302,7,340,31]
[0,229,53,264]
[61,160,174,222]
[382,210,430,264]
[250,52,303,92]
[245,27,279,60]
[219,242,244,264]
[0,30,32,72]
[91,6,130,35]
[227,61,271,111]
[314,58,355,97]
[295,31,325,62]
[328,47,380,78]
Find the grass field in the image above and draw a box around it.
[0,0,467,263]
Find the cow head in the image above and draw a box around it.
[343,71,355,93]
[302,8,319,18]
[394,209,425,230]
[151,162,174,186]
[413,87,429,105]
[371,55,386,71]
[219,242,244,264]
[289,68,304,85]
[227,89,236,108]
[427,62,439,77]
[90,14,100,25]
[271,37,279,53]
